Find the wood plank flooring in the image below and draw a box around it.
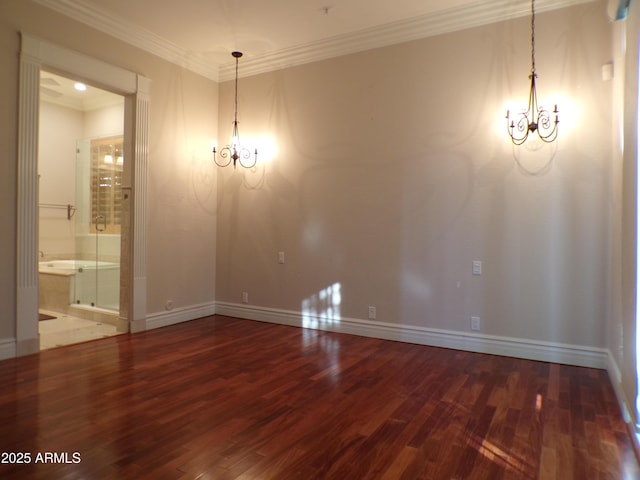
[0,315,637,479]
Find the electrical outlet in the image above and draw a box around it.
[278,251,285,264]
[471,316,480,331]
[368,306,376,320]
[242,291,249,304]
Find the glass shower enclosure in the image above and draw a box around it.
[74,135,122,312]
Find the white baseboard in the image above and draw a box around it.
[0,338,17,360]
[215,302,608,369]
[606,350,634,423]
[606,350,640,456]
[0,302,610,371]
[146,302,216,330]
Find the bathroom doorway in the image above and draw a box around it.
[17,34,150,356]
[38,71,125,349]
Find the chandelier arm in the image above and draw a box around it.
[508,112,531,145]
[236,146,258,169]
[538,129,559,143]
[213,146,233,168]
[536,109,559,142]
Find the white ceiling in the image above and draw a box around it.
[40,71,124,111]
[34,0,597,82]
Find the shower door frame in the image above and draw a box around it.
[16,34,151,355]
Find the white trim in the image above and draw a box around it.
[605,350,639,460]
[21,34,138,94]
[131,76,151,327]
[607,350,633,423]
[146,303,216,330]
[215,302,608,369]
[0,339,17,361]
[33,0,596,82]
[17,34,150,356]
[16,54,40,356]
[32,0,217,81]
[218,0,597,81]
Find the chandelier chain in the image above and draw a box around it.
[234,55,239,124]
[530,0,536,75]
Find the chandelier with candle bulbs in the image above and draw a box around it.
[213,51,257,168]
[506,0,559,145]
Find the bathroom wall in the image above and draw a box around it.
[38,101,82,259]
[84,103,123,139]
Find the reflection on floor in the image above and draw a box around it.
[39,310,120,350]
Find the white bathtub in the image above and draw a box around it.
[38,259,120,311]
[39,259,119,274]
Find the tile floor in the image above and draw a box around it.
[38,310,121,350]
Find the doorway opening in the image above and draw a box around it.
[38,71,125,349]
[17,34,150,357]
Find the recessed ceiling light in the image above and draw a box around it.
[74,82,87,92]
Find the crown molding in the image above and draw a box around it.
[35,0,596,84]
[33,0,219,81]
[218,0,596,81]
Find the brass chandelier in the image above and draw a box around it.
[213,51,257,168]
[506,0,559,145]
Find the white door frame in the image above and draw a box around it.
[16,33,150,355]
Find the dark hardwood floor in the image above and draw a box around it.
[0,315,637,479]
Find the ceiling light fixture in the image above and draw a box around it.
[213,51,257,169]
[505,0,558,145]
[74,82,87,92]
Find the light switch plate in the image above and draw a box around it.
[472,260,482,275]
